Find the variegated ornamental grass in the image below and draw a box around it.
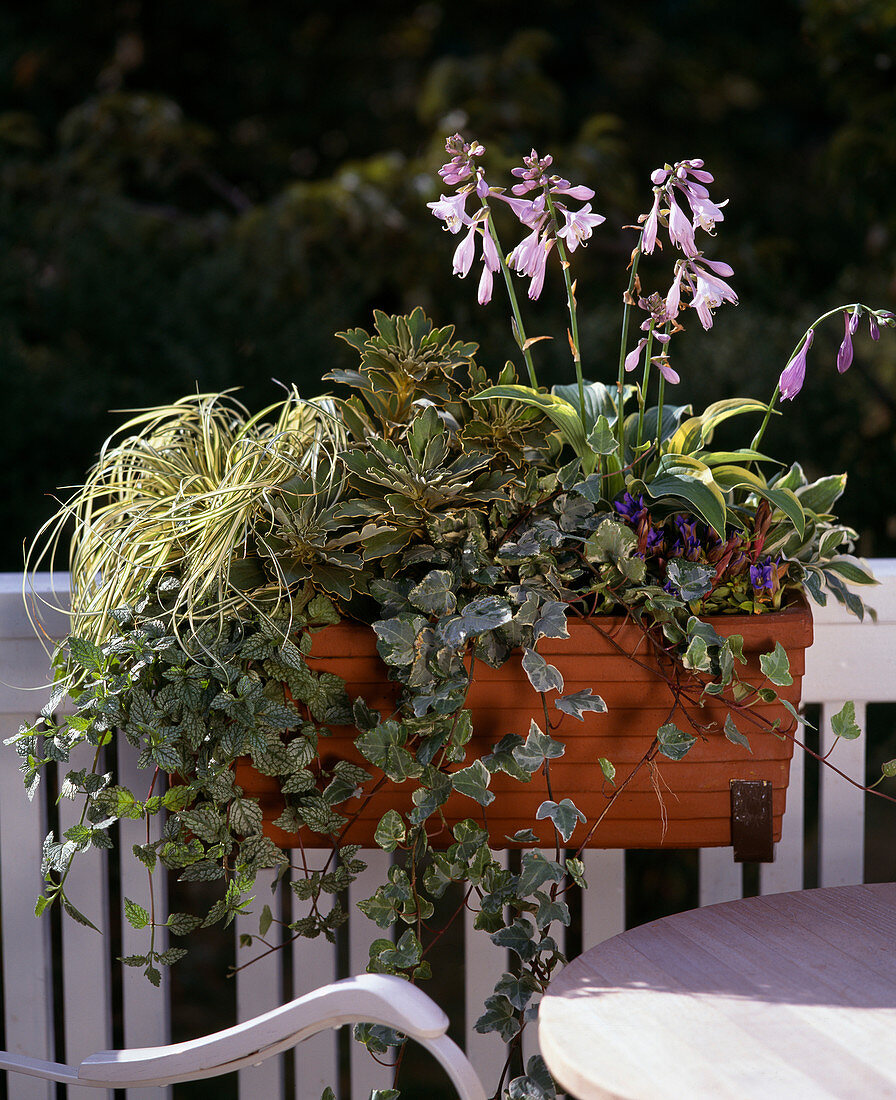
[11,139,896,1100]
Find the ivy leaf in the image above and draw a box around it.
[760,642,793,686]
[587,413,617,456]
[513,722,566,772]
[666,558,716,601]
[374,809,406,852]
[534,890,571,930]
[535,798,586,842]
[599,757,616,784]
[451,760,495,806]
[724,714,752,752]
[533,601,569,641]
[409,570,457,616]
[475,994,521,1041]
[373,615,427,667]
[521,648,564,694]
[438,595,513,646]
[555,689,607,720]
[517,851,564,897]
[657,722,696,761]
[495,970,540,1011]
[355,721,423,782]
[831,701,862,740]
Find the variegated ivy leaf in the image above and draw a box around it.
[475,994,521,1041]
[408,770,452,824]
[373,614,427,666]
[533,600,569,640]
[667,558,716,601]
[831,701,861,740]
[536,798,586,842]
[483,733,532,782]
[724,714,752,751]
[373,809,405,852]
[534,889,571,930]
[521,648,564,694]
[517,850,565,897]
[513,721,566,772]
[355,720,423,782]
[555,689,607,720]
[490,917,538,960]
[759,642,793,686]
[495,969,540,1011]
[438,595,514,647]
[409,569,457,616]
[657,722,697,761]
[451,759,495,806]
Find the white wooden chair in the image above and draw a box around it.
[0,973,485,1099]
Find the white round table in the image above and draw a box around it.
[538,883,896,1099]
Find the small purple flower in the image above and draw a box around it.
[614,492,647,523]
[749,557,778,596]
[778,329,815,401]
[837,310,854,374]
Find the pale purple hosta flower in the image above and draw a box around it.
[427,191,472,234]
[666,263,685,317]
[779,329,815,401]
[641,191,662,254]
[682,258,737,330]
[667,193,698,257]
[477,228,501,305]
[508,228,553,300]
[551,180,595,202]
[624,338,647,372]
[837,310,855,374]
[652,356,680,384]
[452,223,478,277]
[557,203,606,251]
[439,134,484,185]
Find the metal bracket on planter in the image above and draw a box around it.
[730,779,775,863]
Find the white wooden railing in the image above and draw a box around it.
[1,565,895,1099]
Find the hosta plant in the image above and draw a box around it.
[12,137,896,1100]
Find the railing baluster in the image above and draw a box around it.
[819,701,866,887]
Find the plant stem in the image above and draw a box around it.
[485,213,538,388]
[616,245,642,451]
[635,324,656,462]
[543,189,587,429]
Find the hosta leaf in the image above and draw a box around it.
[472,385,589,456]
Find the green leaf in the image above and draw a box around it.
[599,757,616,784]
[587,414,617,455]
[657,723,697,761]
[535,798,586,842]
[645,456,728,536]
[554,689,607,720]
[451,760,494,807]
[710,464,805,538]
[521,648,564,694]
[409,569,457,616]
[472,385,588,456]
[124,897,150,930]
[167,912,203,936]
[760,643,793,686]
[831,701,862,740]
[68,636,105,673]
[374,809,406,852]
[881,759,896,778]
[724,714,752,752]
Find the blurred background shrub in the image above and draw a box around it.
[2,0,895,568]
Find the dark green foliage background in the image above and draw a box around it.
[2,0,895,568]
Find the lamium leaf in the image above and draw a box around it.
[759,642,793,686]
[657,722,697,761]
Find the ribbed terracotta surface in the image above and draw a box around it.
[236,600,813,850]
